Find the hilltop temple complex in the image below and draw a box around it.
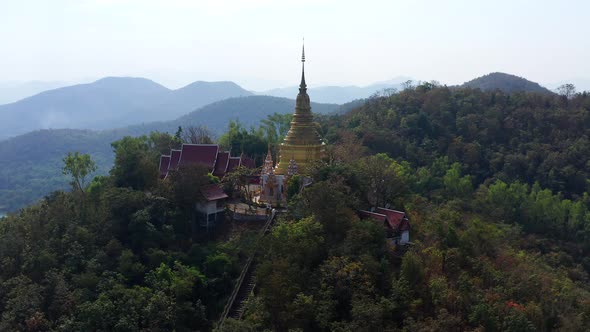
[158,45,327,220]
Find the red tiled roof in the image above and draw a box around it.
[201,184,229,201]
[240,154,256,169]
[375,207,409,231]
[227,157,241,172]
[213,151,230,177]
[359,210,388,222]
[179,144,219,171]
[168,149,182,172]
[159,155,171,178]
[359,208,410,234]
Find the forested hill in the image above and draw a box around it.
[0,96,339,212]
[327,83,590,196]
[2,83,590,330]
[460,72,553,94]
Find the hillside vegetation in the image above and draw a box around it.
[1,84,590,330]
[327,83,590,196]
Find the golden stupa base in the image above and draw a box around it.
[275,143,325,175]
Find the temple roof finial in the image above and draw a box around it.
[302,38,305,63]
[299,39,306,91]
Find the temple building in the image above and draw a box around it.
[260,44,324,206]
[159,143,255,180]
[158,143,255,227]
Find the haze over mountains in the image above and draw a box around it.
[0,71,564,143]
[260,77,413,104]
[0,76,409,140]
[0,77,253,139]
[0,81,69,104]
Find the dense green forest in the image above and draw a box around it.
[1,84,590,331]
[323,83,590,196]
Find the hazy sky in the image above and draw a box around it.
[2,0,589,90]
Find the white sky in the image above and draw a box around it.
[1,0,589,90]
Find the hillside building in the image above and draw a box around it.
[158,143,255,227]
[359,208,411,246]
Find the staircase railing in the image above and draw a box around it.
[217,209,277,329]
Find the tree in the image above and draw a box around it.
[222,165,258,203]
[110,136,158,190]
[328,131,368,164]
[286,175,302,200]
[261,113,292,146]
[149,131,181,155]
[443,163,473,198]
[167,164,210,211]
[557,83,576,99]
[62,152,97,194]
[181,125,215,144]
[356,154,407,207]
[218,120,267,165]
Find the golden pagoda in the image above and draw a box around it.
[275,44,325,175]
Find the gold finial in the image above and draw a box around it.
[299,39,307,90]
[302,38,305,63]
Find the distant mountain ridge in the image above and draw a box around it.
[460,72,553,94]
[260,77,412,104]
[0,77,252,139]
[0,80,69,104]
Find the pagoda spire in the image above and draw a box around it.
[299,40,307,92]
[274,41,324,175]
[262,144,274,175]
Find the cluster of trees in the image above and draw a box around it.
[226,150,590,331]
[217,113,292,165]
[0,131,259,330]
[221,84,590,331]
[322,83,590,196]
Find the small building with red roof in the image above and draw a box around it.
[359,207,410,245]
[196,184,229,228]
[157,144,258,228]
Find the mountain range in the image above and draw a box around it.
[0,77,253,140]
[0,73,560,141]
[260,77,412,104]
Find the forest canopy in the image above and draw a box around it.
[1,85,590,331]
